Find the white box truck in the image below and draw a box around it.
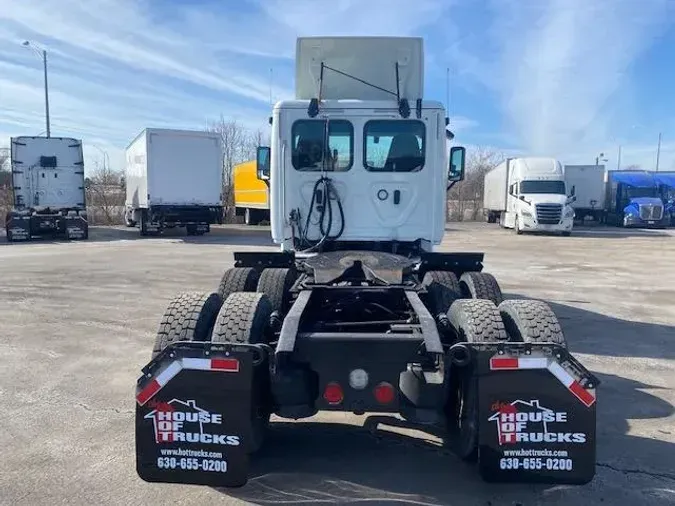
[124,128,224,236]
[563,165,607,222]
[5,136,88,242]
[483,157,576,235]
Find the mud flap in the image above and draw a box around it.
[472,343,598,484]
[65,215,88,240]
[135,341,267,488]
[5,214,31,241]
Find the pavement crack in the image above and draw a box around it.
[597,462,675,481]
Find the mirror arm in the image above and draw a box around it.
[447,180,458,192]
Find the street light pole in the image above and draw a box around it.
[656,132,662,172]
[22,41,51,138]
[617,145,621,170]
[42,49,50,138]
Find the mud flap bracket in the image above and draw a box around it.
[135,341,268,488]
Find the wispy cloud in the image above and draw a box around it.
[446,0,673,168]
[0,0,454,173]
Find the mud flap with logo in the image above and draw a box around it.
[65,215,88,240]
[5,213,31,241]
[474,343,599,484]
[135,341,266,488]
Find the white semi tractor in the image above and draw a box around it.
[124,128,224,236]
[135,36,598,488]
[484,157,576,235]
[5,136,88,242]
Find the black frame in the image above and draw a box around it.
[290,119,354,172]
[363,119,427,172]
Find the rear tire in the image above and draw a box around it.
[562,231,572,237]
[422,270,461,316]
[459,271,504,306]
[498,299,567,347]
[257,268,297,314]
[445,299,508,462]
[152,292,223,359]
[211,292,274,453]
[217,267,259,301]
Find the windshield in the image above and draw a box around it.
[519,180,566,195]
[364,120,425,172]
[625,186,658,199]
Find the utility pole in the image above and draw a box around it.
[22,41,51,138]
[656,132,662,171]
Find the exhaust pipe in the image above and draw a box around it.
[448,343,471,367]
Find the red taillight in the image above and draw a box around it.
[374,382,395,404]
[323,382,344,404]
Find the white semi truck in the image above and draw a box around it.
[134,36,598,488]
[563,164,607,223]
[484,157,576,235]
[124,128,224,236]
[5,136,88,242]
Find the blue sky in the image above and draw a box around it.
[1,0,674,174]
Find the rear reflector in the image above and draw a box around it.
[136,356,240,406]
[211,358,240,372]
[374,382,395,404]
[490,353,596,407]
[323,382,344,405]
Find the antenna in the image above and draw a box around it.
[446,67,450,116]
[269,68,273,108]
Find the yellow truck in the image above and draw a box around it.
[232,159,270,225]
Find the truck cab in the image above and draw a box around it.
[605,171,668,228]
[501,158,575,235]
[255,37,464,255]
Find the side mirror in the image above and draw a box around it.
[256,146,270,181]
[448,146,465,182]
[570,185,576,197]
[567,195,577,204]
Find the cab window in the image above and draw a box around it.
[291,120,353,171]
[364,120,426,172]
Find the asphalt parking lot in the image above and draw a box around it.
[0,222,674,506]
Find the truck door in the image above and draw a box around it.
[361,118,439,242]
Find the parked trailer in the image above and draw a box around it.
[135,36,598,489]
[604,170,668,228]
[483,157,576,235]
[124,128,224,236]
[563,165,606,223]
[233,159,270,225]
[652,171,675,226]
[5,136,88,242]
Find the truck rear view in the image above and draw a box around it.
[124,128,224,236]
[563,165,606,223]
[5,136,88,242]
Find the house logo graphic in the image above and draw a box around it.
[144,398,240,446]
[488,399,587,445]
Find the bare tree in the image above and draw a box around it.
[0,147,13,219]
[206,116,268,222]
[85,163,126,225]
[448,146,505,221]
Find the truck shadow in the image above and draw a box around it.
[220,372,673,505]
[0,225,276,247]
[570,227,672,238]
[503,293,675,360]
